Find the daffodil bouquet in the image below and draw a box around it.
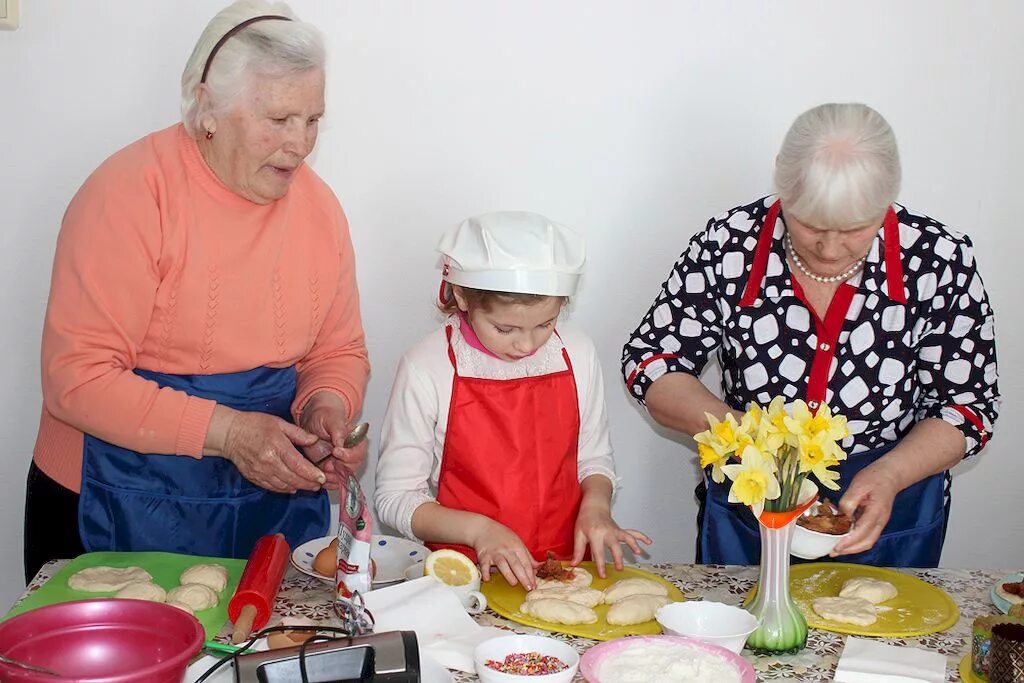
[695,398,850,516]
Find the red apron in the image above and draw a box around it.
[429,326,582,562]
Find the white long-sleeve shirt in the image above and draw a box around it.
[374,316,618,541]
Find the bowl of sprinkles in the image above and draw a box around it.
[475,634,580,682]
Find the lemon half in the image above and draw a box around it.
[423,549,479,587]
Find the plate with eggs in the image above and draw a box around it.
[291,534,429,586]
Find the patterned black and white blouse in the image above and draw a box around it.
[622,196,999,458]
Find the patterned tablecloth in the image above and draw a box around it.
[22,561,1009,682]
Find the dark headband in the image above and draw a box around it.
[200,14,293,84]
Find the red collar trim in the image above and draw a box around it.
[740,200,906,306]
[882,207,907,303]
[739,200,782,307]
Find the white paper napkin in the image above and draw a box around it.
[834,636,946,683]
[362,576,505,673]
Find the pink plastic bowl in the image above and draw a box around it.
[580,634,756,683]
[0,598,205,682]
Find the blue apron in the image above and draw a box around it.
[697,442,950,567]
[79,367,329,557]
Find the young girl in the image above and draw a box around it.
[374,211,650,590]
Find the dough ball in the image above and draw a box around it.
[313,538,338,577]
[839,577,898,604]
[525,585,604,608]
[180,564,229,593]
[605,594,672,626]
[167,600,195,616]
[167,583,219,611]
[812,596,878,626]
[519,598,598,625]
[68,566,153,592]
[535,566,592,591]
[115,581,167,602]
[602,577,669,604]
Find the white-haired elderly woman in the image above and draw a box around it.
[622,103,999,567]
[23,0,369,582]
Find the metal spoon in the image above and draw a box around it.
[312,422,369,467]
[342,421,370,449]
[0,654,62,676]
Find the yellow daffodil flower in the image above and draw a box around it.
[784,400,849,443]
[796,435,843,490]
[697,442,729,483]
[721,445,781,517]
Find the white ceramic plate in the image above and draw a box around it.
[991,572,1024,614]
[291,534,430,586]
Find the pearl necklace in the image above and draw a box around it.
[784,233,867,284]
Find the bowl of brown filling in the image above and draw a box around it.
[791,498,854,559]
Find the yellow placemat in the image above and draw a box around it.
[960,653,983,682]
[480,561,685,641]
[6,552,247,640]
[744,562,959,638]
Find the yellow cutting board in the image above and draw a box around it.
[6,551,247,640]
[480,561,685,641]
[745,562,959,637]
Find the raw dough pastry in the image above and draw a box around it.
[180,564,229,593]
[519,598,598,625]
[167,600,195,616]
[812,596,878,626]
[839,577,898,604]
[535,566,593,591]
[167,583,219,611]
[115,581,167,602]
[68,566,153,592]
[605,594,672,626]
[602,577,669,604]
[525,585,603,608]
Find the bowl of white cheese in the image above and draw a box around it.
[579,634,756,683]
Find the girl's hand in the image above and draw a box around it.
[471,520,538,590]
[220,409,325,493]
[832,462,901,556]
[572,503,652,578]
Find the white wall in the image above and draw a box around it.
[1,1,1021,608]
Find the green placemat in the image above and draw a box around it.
[6,552,247,640]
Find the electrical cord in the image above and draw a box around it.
[193,624,361,683]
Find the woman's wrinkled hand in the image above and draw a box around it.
[572,502,652,578]
[221,409,326,494]
[299,392,368,478]
[832,462,902,556]
[471,520,538,590]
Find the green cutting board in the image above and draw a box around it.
[5,552,247,640]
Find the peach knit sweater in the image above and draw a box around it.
[33,124,369,492]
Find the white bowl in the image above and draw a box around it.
[474,634,579,683]
[654,601,760,654]
[790,500,852,560]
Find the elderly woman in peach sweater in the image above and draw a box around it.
[23,0,369,582]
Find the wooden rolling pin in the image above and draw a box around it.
[227,533,291,643]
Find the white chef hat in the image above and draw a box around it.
[437,211,585,297]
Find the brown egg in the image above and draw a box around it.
[267,629,316,650]
[313,538,338,577]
